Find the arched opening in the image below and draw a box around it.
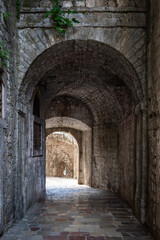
[45,117,92,186]
[17,39,147,224]
[46,131,79,179]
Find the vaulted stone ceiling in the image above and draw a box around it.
[21,40,141,123]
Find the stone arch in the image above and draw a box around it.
[46,131,79,179]
[16,39,148,225]
[18,40,144,103]
[17,30,146,98]
[46,117,92,186]
[46,117,91,131]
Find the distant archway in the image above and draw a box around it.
[46,131,79,180]
[46,117,92,186]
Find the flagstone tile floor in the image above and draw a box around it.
[0,177,153,240]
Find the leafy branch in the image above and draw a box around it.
[45,0,80,35]
[0,41,10,69]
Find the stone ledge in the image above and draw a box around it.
[17,12,146,29]
[21,6,146,13]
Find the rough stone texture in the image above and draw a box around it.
[45,116,92,186]
[1,0,160,239]
[92,123,119,192]
[0,0,18,233]
[119,111,135,208]
[0,178,153,240]
[2,0,148,233]
[46,96,93,128]
[0,81,2,118]
[46,132,78,178]
[147,0,160,239]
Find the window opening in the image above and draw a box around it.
[33,92,42,155]
[33,93,40,117]
[34,122,42,151]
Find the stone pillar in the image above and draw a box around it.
[78,130,92,186]
[134,103,148,224]
[83,130,92,186]
[16,109,26,218]
[135,104,142,218]
[140,106,148,224]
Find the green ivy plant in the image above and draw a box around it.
[3,12,10,19]
[45,0,80,35]
[0,41,10,69]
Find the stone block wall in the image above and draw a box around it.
[92,123,119,192]
[0,0,18,232]
[147,0,160,238]
[17,0,146,94]
[119,112,135,208]
[46,96,93,128]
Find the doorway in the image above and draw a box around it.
[45,131,79,190]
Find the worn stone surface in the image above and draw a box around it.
[0,0,18,233]
[147,0,160,239]
[0,178,153,240]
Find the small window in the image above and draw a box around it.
[32,92,42,156]
[33,93,40,118]
[34,122,41,151]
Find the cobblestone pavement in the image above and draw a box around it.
[0,178,153,240]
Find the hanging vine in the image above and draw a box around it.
[45,0,80,35]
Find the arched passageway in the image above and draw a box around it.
[46,117,92,185]
[46,131,79,179]
[15,39,148,230]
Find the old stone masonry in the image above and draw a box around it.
[0,0,160,239]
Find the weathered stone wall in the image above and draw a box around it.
[0,0,153,237]
[119,112,135,207]
[0,0,18,232]
[92,123,119,192]
[16,0,147,229]
[46,132,78,178]
[17,0,146,93]
[46,96,93,128]
[147,0,160,238]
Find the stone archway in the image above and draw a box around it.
[17,39,147,224]
[46,131,79,179]
[46,117,92,186]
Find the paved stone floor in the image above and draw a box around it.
[0,177,153,240]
